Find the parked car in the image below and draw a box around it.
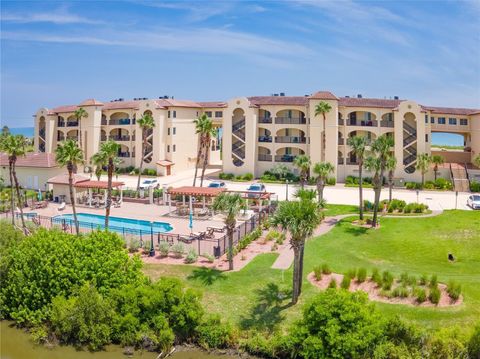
[246,183,266,198]
[208,181,226,189]
[139,179,158,190]
[467,195,480,209]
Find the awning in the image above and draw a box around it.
[156,160,174,167]
[167,186,225,197]
[74,180,124,189]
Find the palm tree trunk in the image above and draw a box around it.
[136,133,146,192]
[78,118,83,156]
[316,182,321,202]
[200,136,210,187]
[292,243,301,304]
[322,115,326,162]
[68,165,80,235]
[12,160,26,233]
[422,173,425,187]
[389,179,393,203]
[372,184,381,228]
[298,241,305,296]
[8,163,14,225]
[105,158,113,229]
[434,167,438,181]
[227,226,234,271]
[319,181,325,203]
[192,135,203,187]
[358,163,364,220]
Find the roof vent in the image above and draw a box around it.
[280,92,285,96]
[394,96,399,100]
[357,94,362,98]
[345,96,350,98]
[273,93,279,97]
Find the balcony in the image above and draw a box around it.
[109,135,132,141]
[57,120,65,127]
[380,120,394,128]
[275,154,297,163]
[275,136,306,144]
[338,119,344,125]
[101,119,108,125]
[118,152,130,158]
[275,117,307,125]
[258,117,273,124]
[338,158,344,165]
[258,136,272,143]
[258,154,272,162]
[338,138,344,145]
[346,119,377,127]
[66,121,79,127]
[109,119,131,126]
[346,160,358,165]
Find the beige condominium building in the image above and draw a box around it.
[34,91,480,186]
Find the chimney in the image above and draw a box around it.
[357,94,362,98]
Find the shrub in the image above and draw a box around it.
[392,286,409,298]
[382,271,394,290]
[185,249,198,264]
[357,268,367,283]
[341,275,351,289]
[363,199,374,211]
[128,238,141,253]
[171,243,184,258]
[347,268,357,280]
[202,253,215,263]
[313,266,322,281]
[447,281,461,301]
[415,288,427,303]
[326,177,336,186]
[419,274,429,285]
[379,289,393,298]
[321,263,331,274]
[387,199,406,213]
[405,182,422,190]
[429,286,441,304]
[218,172,235,180]
[430,274,438,287]
[242,173,254,181]
[328,279,337,289]
[265,229,285,244]
[142,168,157,176]
[434,178,453,190]
[372,268,382,287]
[158,242,170,257]
[468,324,480,359]
[196,314,234,350]
[470,180,480,192]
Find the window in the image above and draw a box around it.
[425,134,429,142]
[449,118,457,125]
[425,114,428,123]
[173,110,177,118]
[168,111,171,118]
[205,111,212,117]
[215,111,223,118]
[438,117,446,124]
[167,145,170,152]
[173,144,176,152]
[460,118,468,126]
[173,127,176,135]
[167,128,170,135]
[430,117,435,123]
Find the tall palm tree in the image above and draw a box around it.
[2,135,27,233]
[55,139,84,235]
[91,151,107,182]
[0,133,15,225]
[271,196,323,304]
[347,136,368,220]
[74,107,88,156]
[431,155,444,181]
[95,140,120,228]
[314,101,332,162]
[312,162,335,203]
[212,193,244,271]
[386,155,397,203]
[416,153,431,187]
[293,154,311,189]
[192,114,216,187]
[200,119,217,187]
[136,113,155,191]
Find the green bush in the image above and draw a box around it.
[415,288,427,303]
[404,202,428,213]
[447,281,462,301]
[142,168,157,176]
[387,199,406,213]
[265,229,285,244]
[363,199,374,211]
[196,314,234,350]
[185,249,198,264]
[392,286,409,298]
[158,242,170,257]
[405,182,422,190]
[202,253,215,263]
[242,173,254,181]
[382,271,394,290]
[357,268,367,283]
[218,172,235,180]
[313,265,322,281]
[434,178,453,190]
[347,268,357,280]
[328,279,337,289]
[341,275,352,289]
[322,263,331,274]
[429,286,441,304]
[372,268,382,287]
[128,238,141,253]
[468,324,480,359]
[171,243,184,258]
[326,177,336,186]
[470,181,480,192]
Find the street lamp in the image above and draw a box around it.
[149,221,155,257]
[455,191,458,210]
[285,179,289,201]
[416,189,419,203]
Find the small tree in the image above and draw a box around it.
[293,154,311,189]
[431,155,444,181]
[347,136,368,220]
[312,162,335,203]
[386,155,397,203]
[136,113,155,191]
[314,101,332,162]
[212,193,244,271]
[416,153,431,187]
[193,114,216,187]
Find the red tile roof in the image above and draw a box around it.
[309,91,338,100]
[47,174,89,185]
[0,152,58,168]
[338,97,402,109]
[79,98,104,106]
[198,101,227,108]
[248,96,308,106]
[103,101,140,110]
[50,104,78,113]
[167,186,226,197]
[422,106,480,116]
[74,180,124,189]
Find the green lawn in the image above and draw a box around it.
[144,210,480,331]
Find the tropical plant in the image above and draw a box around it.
[270,196,323,303]
[55,139,84,235]
[347,136,369,220]
[293,154,311,189]
[312,162,335,203]
[74,107,88,155]
[1,135,27,233]
[314,101,332,161]
[94,140,120,228]
[136,113,156,191]
[431,155,444,181]
[386,155,397,202]
[474,155,480,169]
[416,153,431,187]
[193,114,217,187]
[0,134,15,226]
[212,193,244,270]
[91,151,106,182]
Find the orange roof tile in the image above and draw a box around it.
[74,180,124,189]
[309,91,338,100]
[0,152,58,168]
[422,106,480,116]
[248,96,308,106]
[198,101,227,108]
[47,174,89,185]
[339,97,402,108]
[79,98,104,106]
[167,186,225,197]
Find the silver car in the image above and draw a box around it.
[467,195,480,210]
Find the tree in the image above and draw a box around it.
[386,155,397,203]
[91,151,107,182]
[192,114,216,187]
[74,107,88,156]
[270,197,323,304]
[314,101,332,162]
[312,162,334,203]
[55,139,84,235]
[95,140,120,228]
[1,135,27,233]
[416,153,431,187]
[136,113,155,191]
[431,155,444,181]
[293,154,311,189]
[1,126,10,136]
[212,193,244,271]
[0,134,14,226]
[347,136,369,220]
[199,118,217,187]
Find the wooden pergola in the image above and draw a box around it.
[74,180,125,207]
[166,186,226,214]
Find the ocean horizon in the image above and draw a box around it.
[6,127,34,138]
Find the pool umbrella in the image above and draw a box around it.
[37,189,42,201]
[189,196,193,234]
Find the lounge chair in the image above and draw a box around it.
[207,225,226,233]
[58,202,66,211]
[114,199,122,208]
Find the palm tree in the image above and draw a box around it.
[2,135,27,233]
[136,113,155,191]
[312,162,334,203]
[0,133,15,225]
[192,114,217,187]
[347,136,369,220]
[416,153,431,187]
[293,154,311,189]
[314,101,332,162]
[474,155,480,169]
[200,119,217,187]
[365,155,381,226]
[74,107,88,156]
[55,139,84,235]
[431,155,444,181]
[91,151,107,182]
[95,140,120,228]
[271,196,323,304]
[386,155,397,202]
[212,193,244,271]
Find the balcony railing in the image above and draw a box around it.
[346,160,358,165]
[118,152,130,158]
[338,158,344,165]
[66,121,79,127]
[109,119,131,126]
[57,121,65,127]
[66,136,78,140]
[258,117,273,124]
[380,120,394,128]
[101,119,108,125]
[109,135,132,141]
[275,117,307,125]
[275,154,297,163]
[39,143,45,152]
[275,136,306,144]
[258,136,272,143]
[338,119,344,125]
[258,154,272,162]
[347,119,377,127]
[338,138,344,145]
[57,136,65,142]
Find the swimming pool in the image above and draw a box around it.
[52,213,173,234]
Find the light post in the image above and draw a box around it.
[285,179,289,201]
[416,189,419,203]
[149,221,155,257]
[455,191,458,210]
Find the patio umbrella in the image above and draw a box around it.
[37,189,43,201]
[189,196,193,234]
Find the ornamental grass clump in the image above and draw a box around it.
[447,281,462,301]
[347,268,357,280]
[382,271,394,290]
[313,266,322,281]
[429,286,441,305]
[415,288,427,303]
[341,275,352,290]
[372,268,382,287]
[158,241,170,257]
[357,268,367,283]
[328,279,337,289]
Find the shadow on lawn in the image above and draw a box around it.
[240,283,293,333]
[187,267,227,286]
[344,225,369,237]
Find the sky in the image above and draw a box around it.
[1,0,480,131]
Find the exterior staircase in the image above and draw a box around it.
[403,122,417,174]
[450,163,470,192]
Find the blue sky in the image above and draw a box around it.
[1,0,479,130]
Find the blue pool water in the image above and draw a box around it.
[53,213,173,234]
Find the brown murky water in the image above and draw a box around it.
[0,321,233,359]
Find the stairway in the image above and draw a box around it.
[402,121,417,173]
[450,163,470,192]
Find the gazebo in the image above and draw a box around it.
[166,186,226,215]
[74,180,125,207]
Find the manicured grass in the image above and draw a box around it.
[143,210,480,331]
[322,204,359,216]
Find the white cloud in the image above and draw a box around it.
[1,11,104,25]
